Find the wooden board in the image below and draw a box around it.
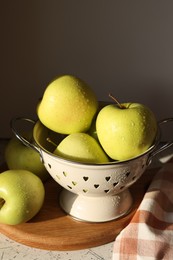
[0,164,159,251]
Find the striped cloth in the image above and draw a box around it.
[113,162,173,260]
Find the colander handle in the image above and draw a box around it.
[10,117,41,154]
[149,117,173,159]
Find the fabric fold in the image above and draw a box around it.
[113,162,173,260]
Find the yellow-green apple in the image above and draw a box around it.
[88,101,110,141]
[96,102,158,161]
[0,169,45,225]
[88,119,98,141]
[5,132,50,182]
[54,132,110,163]
[37,74,98,134]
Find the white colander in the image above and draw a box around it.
[11,117,173,222]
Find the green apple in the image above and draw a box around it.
[37,75,98,134]
[54,132,110,163]
[88,101,110,141]
[96,102,158,161]
[5,132,50,182]
[88,119,98,141]
[0,169,45,225]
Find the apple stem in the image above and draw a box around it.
[109,93,125,109]
[0,198,5,209]
[46,137,57,147]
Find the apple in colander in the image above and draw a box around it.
[96,95,158,161]
[37,75,98,135]
[53,132,110,164]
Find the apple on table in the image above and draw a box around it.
[0,169,45,225]
[5,132,50,182]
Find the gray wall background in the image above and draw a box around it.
[1,0,173,138]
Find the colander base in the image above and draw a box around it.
[59,188,133,222]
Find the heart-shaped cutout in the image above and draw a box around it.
[125,171,130,177]
[105,176,111,182]
[63,171,67,177]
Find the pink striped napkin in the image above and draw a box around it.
[113,162,173,260]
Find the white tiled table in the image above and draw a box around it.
[0,138,173,260]
[0,233,114,260]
